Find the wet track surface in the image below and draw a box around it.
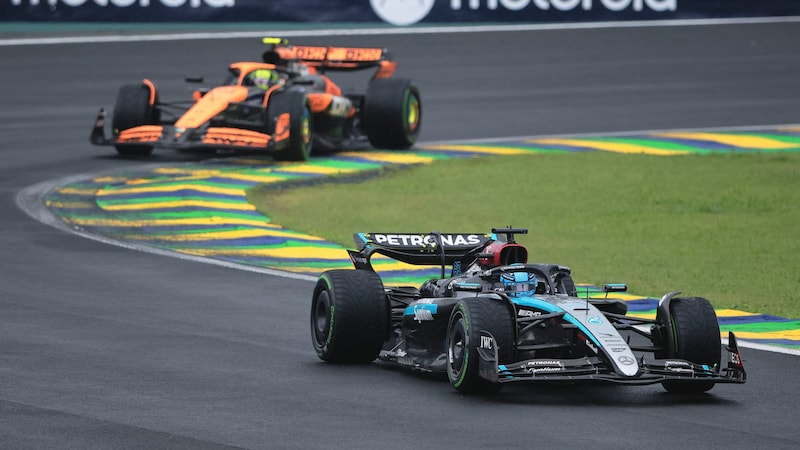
[2,23,800,449]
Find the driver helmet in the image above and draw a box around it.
[248,68,280,90]
[501,271,537,298]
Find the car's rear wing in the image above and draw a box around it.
[347,228,531,278]
[262,37,397,78]
[348,232,492,274]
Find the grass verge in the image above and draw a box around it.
[250,151,800,318]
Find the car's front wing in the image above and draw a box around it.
[90,108,286,153]
[477,331,747,386]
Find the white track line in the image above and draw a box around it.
[2,16,800,47]
[10,17,799,354]
[15,173,318,282]
[15,147,800,357]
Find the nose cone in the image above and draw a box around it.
[175,86,249,129]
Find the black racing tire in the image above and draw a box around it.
[363,77,421,150]
[267,90,312,162]
[657,296,721,394]
[310,269,388,363]
[446,297,515,394]
[112,83,159,157]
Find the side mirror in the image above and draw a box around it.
[603,283,628,293]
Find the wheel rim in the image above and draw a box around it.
[312,291,331,348]
[447,314,467,381]
[301,108,311,146]
[405,93,420,133]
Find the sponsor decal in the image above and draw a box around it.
[528,366,563,374]
[449,0,675,12]
[664,360,694,373]
[527,360,564,367]
[326,96,353,118]
[584,338,598,354]
[526,360,565,374]
[517,309,541,317]
[11,0,233,7]
[617,355,635,365]
[610,347,627,352]
[370,0,436,26]
[371,233,483,247]
[413,307,434,321]
[349,254,368,265]
[480,335,494,349]
[729,351,743,367]
[327,47,384,62]
[281,46,328,61]
[587,315,603,325]
[324,304,335,349]
[371,0,676,26]
[407,302,437,322]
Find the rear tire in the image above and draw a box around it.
[311,270,388,363]
[268,90,312,162]
[657,297,721,394]
[446,297,514,394]
[112,83,159,156]
[363,78,421,149]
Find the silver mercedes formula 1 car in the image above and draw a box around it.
[311,227,746,394]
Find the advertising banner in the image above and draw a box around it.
[2,0,800,25]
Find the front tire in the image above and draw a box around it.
[363,78,421,150]
[446,297,515,394]
[268,90,312,162]
[311,270,388,363]
[656,296,721,394]
[112,83,159,157]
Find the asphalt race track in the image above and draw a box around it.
[2,21,800,449]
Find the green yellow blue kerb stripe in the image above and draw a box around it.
[45,129,800,350]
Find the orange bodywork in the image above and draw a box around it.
[275,45,383,63]
[175,86,249,129]
[117,125,274,150]
[117,125,162,143]
[228,62,279,85]
[273,45,393,75]
[306,92,356,118]
[274,113,290,141]
[374,60,397,79]
[307,93,333,113]
[202,127,271,148]
[116,63,289,150]
[261,83,282,107]
[321,76,342,96]
[143,78,157,105]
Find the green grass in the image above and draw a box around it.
[250,151,800,318]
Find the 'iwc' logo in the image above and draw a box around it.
[370,0,435,26]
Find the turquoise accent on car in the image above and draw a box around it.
[404,303,438,317]
[513,296,602,347]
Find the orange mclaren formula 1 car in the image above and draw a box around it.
[90,38,422,161]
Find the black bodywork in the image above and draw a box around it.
[311,228,747,394]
